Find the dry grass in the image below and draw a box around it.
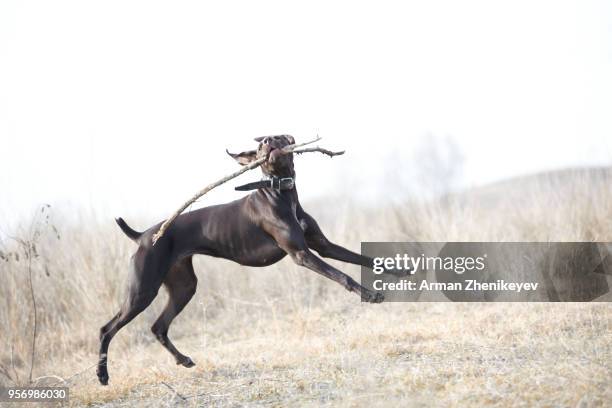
[1,167,611,407]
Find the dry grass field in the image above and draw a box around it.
[1,168,611,407]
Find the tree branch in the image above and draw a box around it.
[151,155,267,245]
[293,147,345,157]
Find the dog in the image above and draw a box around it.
[96,135,384,385]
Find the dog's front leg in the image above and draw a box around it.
[263,220,383,303]
[299,210,373,267]
[292,248,383,303]
[299,210,411,277]
[307,234,372,267]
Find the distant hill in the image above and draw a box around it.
[448,166,612,209]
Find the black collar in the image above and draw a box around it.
[235,176,295,192]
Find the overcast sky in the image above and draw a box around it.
[1,0,611,229]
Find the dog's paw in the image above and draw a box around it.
[96,369,109,386]
[177,356,196,368]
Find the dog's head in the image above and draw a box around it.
[227,135,296,177]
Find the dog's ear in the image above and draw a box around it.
[226,149,258,165]
[285,135,295,144]
[254,136,266,142]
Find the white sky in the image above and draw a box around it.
[1,0,611,228]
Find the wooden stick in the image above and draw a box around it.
[151,156,266,245]
[279,136,322,154]
[151,136,326,245]
[293,147,345,157]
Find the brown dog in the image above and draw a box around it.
[96,135,383,385]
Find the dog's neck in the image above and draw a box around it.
[258,171,298,201]
[261,173,295,181]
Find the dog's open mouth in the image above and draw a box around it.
[268,147,284,161]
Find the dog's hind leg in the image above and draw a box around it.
[151,256,198,368]
[96,289,160,385]
[97,250,168,385]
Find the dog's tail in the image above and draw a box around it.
[115,217,143,242]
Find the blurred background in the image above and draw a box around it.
[1,0,611,231]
